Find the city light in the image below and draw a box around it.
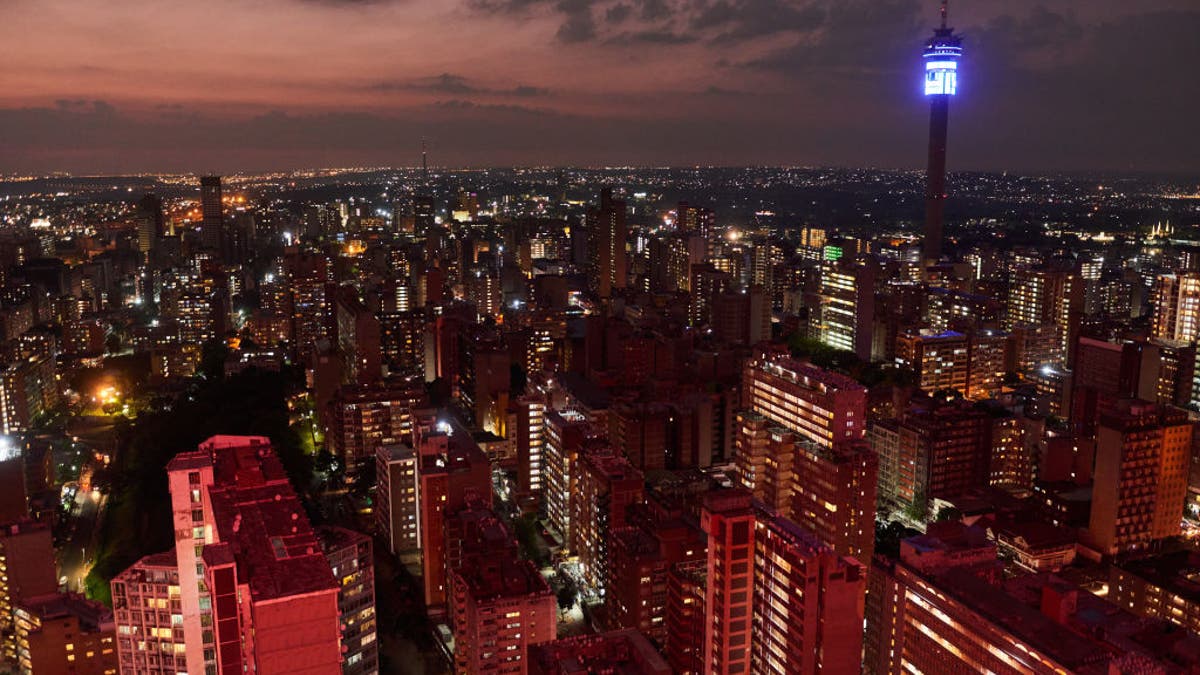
[0,436,17,462]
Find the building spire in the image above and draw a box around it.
[421,138,428,183]
[940,0,949,29]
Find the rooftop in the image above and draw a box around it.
[1115,550,1200,605]
[529,629,671,675]
[199,436,338,603]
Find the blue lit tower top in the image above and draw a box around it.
[923,1,963,97]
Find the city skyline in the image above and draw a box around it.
[1,0,1197,174]
[2,1,1200,674]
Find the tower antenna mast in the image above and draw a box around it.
[421,139,428,184]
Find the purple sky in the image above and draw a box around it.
[0,0,1196,174]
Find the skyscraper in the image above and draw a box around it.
[921,1,963,267]
[700,490,866,675]
[586,188,628,302]
[113,436,347,675]
[1087,401,1192,555]
[199,175,223,252]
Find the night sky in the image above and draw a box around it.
[1,0,1196,174]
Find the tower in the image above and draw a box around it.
[414,140,436,237]
[199,175,223,253]
[921,1,962,267]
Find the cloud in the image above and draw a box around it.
[605,3,631,23]
[606,29,696,45]
[371,73,550,97]
[692,0,826,42]
[555,0,597,42]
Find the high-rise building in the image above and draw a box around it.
[896,329,969,394]
[921,2,962,267]
[514,395,547,500]
[664,559,706,674]
[790,440,878,563]
[326,381,427,479]
[751,506,866,674]
[866,523,1200,674]
[464,266,502,320]
[966,330,1012,400]
[733,412,796,513]
[335,286,382,386]
[13,594,117,675]
[1153,272,1200,342]
[375,443,420,558]
[609,401,670,472]
[699,491,755,675]
[700,490,866,675]
[571,451,644,596]
[587,188,628,301]
[449,552,556,674]
[1005,267,1083,367]
[378,310,427,381]
[136,193,165,256]
[417,427,493,613]
[605,504,705,645]
[316,527,378,675]
[542,410,595,544]
[0,520,57,661]
[199,176,224,252]
[0,355,59,434]
[113,436,346,675]
[817,258,876,360]
[110,551,183,674]
[1087,401,1192,555]
[284,249,332,364]
[742,354,868,449]
[869,397,992,518]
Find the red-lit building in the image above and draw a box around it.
[112,436,346,675]
[741,354,867,449]
[737,356,877,562]
[789,439,878,563]
[752,506,865,675]
[450,551,556,674]
[865,523,1200,674]
[664,559,706,674]
[605,502,705,644]
[0,519,57,661]
[699,490,755,675]
[571,450,644,596]
[417,426,493,613]
[111,551,184,674]
[700,490,865,675]
[608,401,670,471]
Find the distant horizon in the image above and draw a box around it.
[3,164,1198,183]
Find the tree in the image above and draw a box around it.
[510,362,528,397]
[556,582,577,612]
[85,369,314,606]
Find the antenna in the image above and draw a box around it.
[421,139,428,183]
[940,0,948,29]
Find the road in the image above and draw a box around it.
[59,488,106,592]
